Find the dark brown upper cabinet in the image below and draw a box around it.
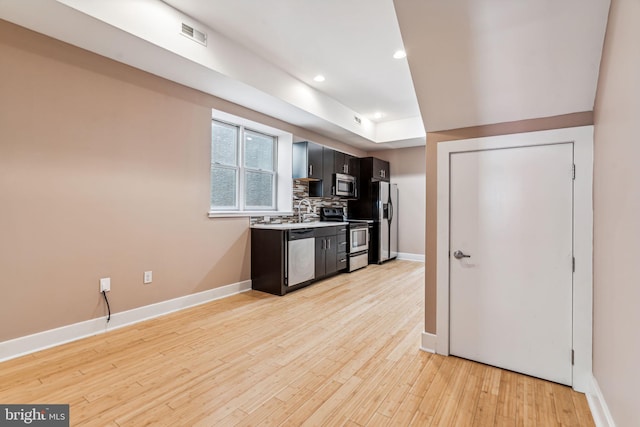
[293,142,360,198]
[358,157,390,182]
[334,151,356,176]
[292,141,323,180]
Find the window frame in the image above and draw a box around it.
[209,109,293,218]
[210,119,240,210]
[242,127,277,211]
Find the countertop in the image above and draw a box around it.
[251,221,348,230]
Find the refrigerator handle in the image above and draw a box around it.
[389,199,393,223]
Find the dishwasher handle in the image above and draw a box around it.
[289,229,315,240]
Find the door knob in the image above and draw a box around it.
[453,250,471,259]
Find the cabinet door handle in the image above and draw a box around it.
[327,239,330,250]
[309,164,313,176]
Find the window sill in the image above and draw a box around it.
[208,211,293,218]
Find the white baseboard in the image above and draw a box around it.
[586,374,616,427]
[420,331,436,353]
[0,280,252,363]
[397,252,425,262]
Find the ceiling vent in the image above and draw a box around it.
[181,23,207,46]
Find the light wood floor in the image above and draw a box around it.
[0,261,593,426]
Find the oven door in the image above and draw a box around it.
[350,226,369,253]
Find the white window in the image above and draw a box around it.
[243,129,277,209]
[210,120,240,209]
[211,119,277,211]
[209,110,293,217]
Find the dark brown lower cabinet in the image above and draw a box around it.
[251,228,287,296]
[315,234,337,278]
[251,225,348,296]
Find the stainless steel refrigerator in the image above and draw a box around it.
[379,182,398,262]
[348,181,398,263]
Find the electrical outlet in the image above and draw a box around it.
[100,277,111,292]
[143,271,153,284]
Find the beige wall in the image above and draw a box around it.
[424,112,594,332]
[592,0,640,425]
[0,20,363,342]
[368,146,426,257]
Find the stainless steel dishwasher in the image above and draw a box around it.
[287,228,315,287]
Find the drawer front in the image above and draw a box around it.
[315,226,339,237]
[337,255,348,271]
[349,252,368,272]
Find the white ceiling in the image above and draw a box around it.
[162,0,421,124]
[0,0,610,149]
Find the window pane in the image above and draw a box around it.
[245,170,274,208]
[244,130,274,171]
[211,166,237,208]
[212,121,238,166]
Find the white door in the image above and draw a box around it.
[449,143,574,385]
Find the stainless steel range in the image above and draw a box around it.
[347,221,369,272]
[320,207,369,272]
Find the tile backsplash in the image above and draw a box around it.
[250,180,348,225]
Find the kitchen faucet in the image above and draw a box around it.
[297,198,312,223]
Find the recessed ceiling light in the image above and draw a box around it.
[374,112,384,119]
[393,50,407,59]
[313,74,326,82]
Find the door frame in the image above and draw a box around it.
[436,126,593,392]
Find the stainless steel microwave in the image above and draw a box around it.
[333,173,357,198]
